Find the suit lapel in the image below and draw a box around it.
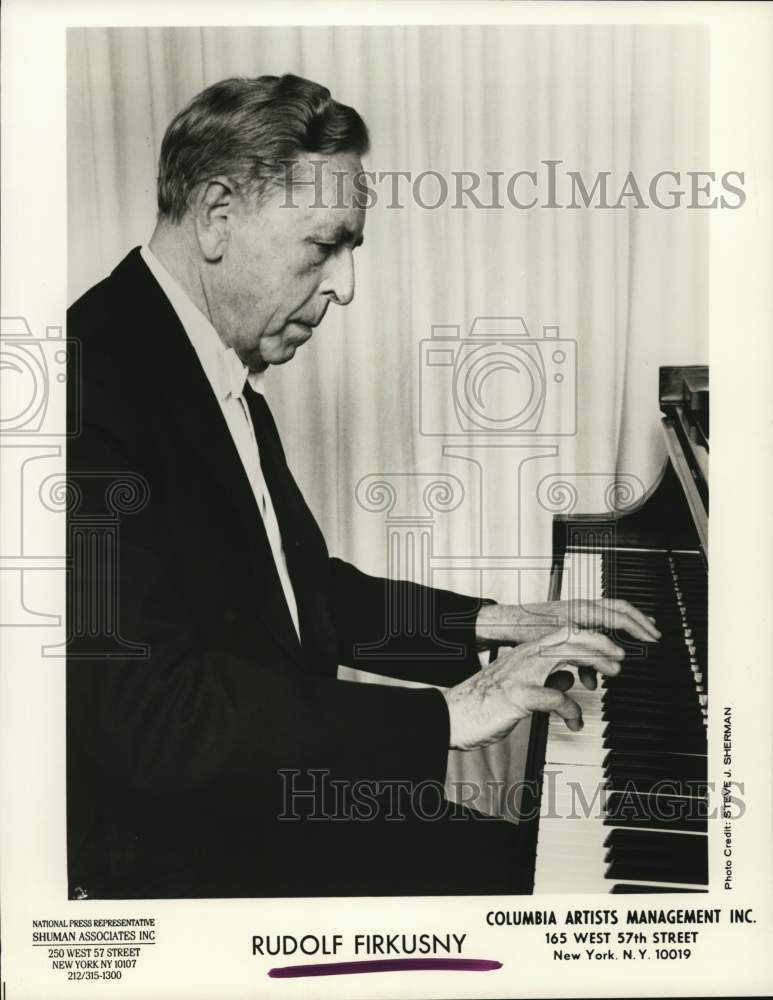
[110,248,305,668]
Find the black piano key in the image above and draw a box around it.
[603,585,679,595]
[607,682,699,696]
[604,685,700,700]
[603,828,707,854]
[604,679,701,696]
[608,672,698,685]
[603,734,707,755]
[605,754,707,769]
[604,840,707,870]
[608,656,697,669]
[603,724,706,745]
[603,722,707,744]
[604,765,708,790]
[604,850,707,878]
[603,792,708,832]
[604,748,706,768]
[614,647,695,661]
[603,711,705,730]
[604,759,708,777]
[603,692,700,707]
[605,767,708,782]
[602,716,704,738]
[607,666,699,682]
[602,692,702,710]
[605,690,703,706]
[610,885,708,893]
[606,860,707,885]
[601,714,705,737]
[605,776,708,795]
[603,751,707,777]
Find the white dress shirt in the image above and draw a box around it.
[140,245,300,639]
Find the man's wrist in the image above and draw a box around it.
[475,600,513,647]
[475,601,538,647]
[441,686,469,750]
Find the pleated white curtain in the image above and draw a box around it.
[68,25,708,814]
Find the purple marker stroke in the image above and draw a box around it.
[268,957,502,978]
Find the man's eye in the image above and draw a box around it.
[312,242,335,257]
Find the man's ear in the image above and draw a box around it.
[191,177,236,262]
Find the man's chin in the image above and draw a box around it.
[256,341,303,369]
[267,345,299,366]
[288,321,314,343]
[241,325,314,370]
[276,323,314,358]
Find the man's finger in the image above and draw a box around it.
[540,627,624,658]
[613,598,660,637]
[609,610,654,642]
[534,643,623,685]
[545,669,575,692]
[534,687,583,731]
[606,599,661,640]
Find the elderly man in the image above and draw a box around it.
[66,73,657,899]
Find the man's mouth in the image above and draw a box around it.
[287,320,316,343]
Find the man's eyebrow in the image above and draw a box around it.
[310,224,364,248]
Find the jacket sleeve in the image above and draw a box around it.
[67,307,451,826]
[327,557,492,688]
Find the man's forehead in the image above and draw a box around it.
[287,153,365,204]
[282,155,366,238]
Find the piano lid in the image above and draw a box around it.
[659,366,709,558]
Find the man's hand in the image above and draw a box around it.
[443,628,624,750]
[476,598,661,648]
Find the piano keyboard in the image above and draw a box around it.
[532,547,708,894]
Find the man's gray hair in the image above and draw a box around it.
[157,73,370,221]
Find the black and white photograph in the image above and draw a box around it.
[1,3,771,998]
[64,19,711,902]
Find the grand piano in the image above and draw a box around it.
[519,365,709,894]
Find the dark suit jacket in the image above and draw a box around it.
[66,248,520,898]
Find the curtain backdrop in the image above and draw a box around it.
[68,25,708,816]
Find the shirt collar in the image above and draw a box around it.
[140,244,266,400]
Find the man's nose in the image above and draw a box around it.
[322,248,355,306]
